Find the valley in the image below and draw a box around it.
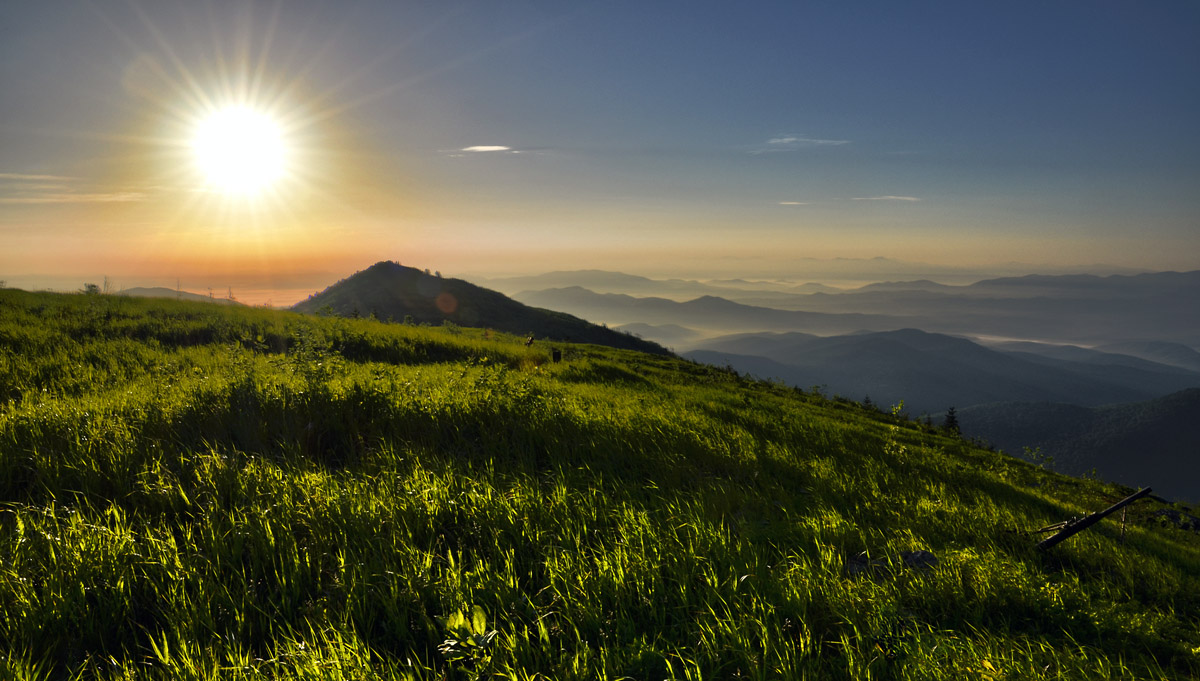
[492,268,1200,501]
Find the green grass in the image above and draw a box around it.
[1,288,1198,679]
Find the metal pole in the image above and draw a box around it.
[1036,487,1152,551]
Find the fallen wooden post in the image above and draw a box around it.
[1036,487,1152,551]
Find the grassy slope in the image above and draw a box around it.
[0,289,1198,680]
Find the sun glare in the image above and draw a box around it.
[191,107,286,196]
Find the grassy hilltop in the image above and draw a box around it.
[292,261,668,357]
[1,288,1198,680]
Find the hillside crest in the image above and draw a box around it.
[293,261,668,355]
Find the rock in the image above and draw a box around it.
[1152,508,1200,532]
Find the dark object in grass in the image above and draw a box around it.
[1036,487,1152,551]
[1151,508,1200,533]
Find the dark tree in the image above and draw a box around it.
[944,406,960,434]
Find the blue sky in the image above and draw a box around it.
[1,1,1198,301]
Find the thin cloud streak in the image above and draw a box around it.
[462,145,512,152]
[852,195,921,202]
[0,173,76,182]
[750,134,850,154]
[767,135,849,146]
[0,172,146,204]
[0,192,146,204]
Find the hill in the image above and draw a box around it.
[1096,340,1200,373]
[688,328,1200,416]
[959,389,1200,502]
[292,261,667,355]
[1,288,1198,679]
[120,286,243,305]
[612,321,701,347]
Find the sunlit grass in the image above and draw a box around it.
[0,288,1197,679]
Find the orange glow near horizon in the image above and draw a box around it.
[3,7,1195,309]
[46,40,432,302]
[3,2,1199,306]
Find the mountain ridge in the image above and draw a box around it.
[292,262,668,355]
[959,388,1200,502]
[687,328,1200,415]
[515,270,1200,345]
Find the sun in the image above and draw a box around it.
[191,107,287,196]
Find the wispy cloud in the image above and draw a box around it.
[768,135,849,146]
[751,134,850,154]
[778,201,810,205]
[851,195,921,202]
[0,172,75,182]
[0,192,146,205]
[444,145,524,158]
[0,172,145,204]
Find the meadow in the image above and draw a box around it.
[1,288,1197,680]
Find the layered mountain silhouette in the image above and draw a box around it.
[292,262,668,355]
[514,270,1200,346]
[480,269,842,303]
[686,329,1200,416]
[514,286,905,336]
[958,389,1200,503]
[612,322,702,347]
[1094,341,1200,373]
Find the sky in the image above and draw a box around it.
[2,1,1198,304]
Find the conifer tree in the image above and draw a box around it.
[944,406,960,434]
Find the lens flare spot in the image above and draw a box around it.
[436,292,458,315]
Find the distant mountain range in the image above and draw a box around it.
[685,329,1200,416]
[1094,341,1200,373]
[291,262,667,355]
[958,389,1200,503]
[514,287,906,336]
[612,322,702,347]
[984,340,1200,374]
[512,270,1200,346]
[479,270,842,305]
